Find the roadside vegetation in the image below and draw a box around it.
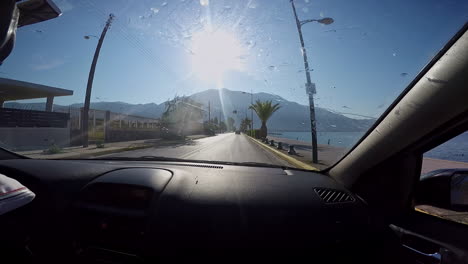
[249,100,281,138]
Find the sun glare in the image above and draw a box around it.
[191,30,244,83]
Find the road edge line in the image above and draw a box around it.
[246,136,318,171]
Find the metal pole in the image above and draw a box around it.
[290,0,318,163]
[251,89,253,137]
[82,14,114,147]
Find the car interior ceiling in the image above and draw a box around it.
[1,1,468,263]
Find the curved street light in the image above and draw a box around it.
[300,17,334,26]
[81,14,114,148]
[290,0,334,163]
[83,35,98,40]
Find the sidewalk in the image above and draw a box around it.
[17,139,160,159]
[267,136,348,170]
[17,134,209,159]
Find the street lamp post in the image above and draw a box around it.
[81,14,114,147]
[250,88,253,137]
[243,90,254,136]
[290,0,333,163]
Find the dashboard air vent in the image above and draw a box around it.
[314,188,355,203]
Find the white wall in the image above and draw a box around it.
[0,127,70,151]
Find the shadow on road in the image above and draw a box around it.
[144,138,199,149]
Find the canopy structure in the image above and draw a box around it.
[0,78,73,111]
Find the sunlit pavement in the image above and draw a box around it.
[100,133,291,167]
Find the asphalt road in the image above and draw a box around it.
[102,133,291,167]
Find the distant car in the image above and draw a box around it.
[235,130,240,134]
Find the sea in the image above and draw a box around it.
[269,131,365,149]
[269,131,468,163]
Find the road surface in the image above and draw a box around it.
[101,133,291,166]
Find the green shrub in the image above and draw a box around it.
[43,144,62,154]
[96,141,105,148]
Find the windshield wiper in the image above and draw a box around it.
[92,156,292,169]
[95,156,189,162]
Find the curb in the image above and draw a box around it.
[246,136,318,171]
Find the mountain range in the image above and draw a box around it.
[4,88,375,132]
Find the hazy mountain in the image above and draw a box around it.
[68,102,166,118]
[4,102,165,119]
[4,89,375,132]
[188,89,375,132]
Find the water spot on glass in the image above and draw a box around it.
[392,53,397,57]
[342,106,350,109]
[249,2,257,9]
[200,0,209,6]
[320,11,324,17]
[161,2,167,6]
[224,5,231,10]
[302,7,309,13]
[426,77,448,84]
[246,40,256,49]
[377,104,384,109]
[305,0,310,3]
[330,124,337,128]
[268,65,276,71]
[400,72,408,77]
[139,15,145,19]
[151,7,159,14]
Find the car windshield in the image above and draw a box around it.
[1,0,467,170]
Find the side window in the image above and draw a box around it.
[415,132,468,225]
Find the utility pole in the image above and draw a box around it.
[208,101,211,124]
[82,14,114,147]
[290,1,333,163]
[251,88,254,137]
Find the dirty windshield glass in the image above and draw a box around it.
[1,0,467,170]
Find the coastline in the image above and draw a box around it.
[268,135,468,172]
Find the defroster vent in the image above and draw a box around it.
[314,188,355,203]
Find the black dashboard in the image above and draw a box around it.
[0,159,372,263]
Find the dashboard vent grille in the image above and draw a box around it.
[170,163,223,169]
[314,188,355,203]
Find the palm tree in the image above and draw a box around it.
[239,117,252,132]
[249,100,281,138]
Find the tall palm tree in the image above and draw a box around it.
[249,100,281,138]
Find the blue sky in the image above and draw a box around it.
[1,0,467,118]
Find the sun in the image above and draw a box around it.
[190,30,244,83]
